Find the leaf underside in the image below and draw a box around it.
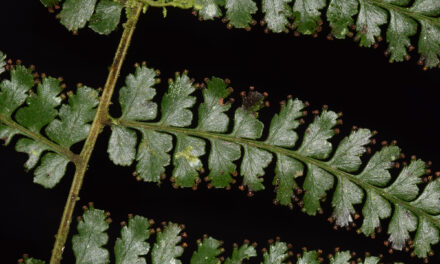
[107,65,440,259]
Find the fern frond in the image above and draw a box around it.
[214,0,440,68]
[45,0,123,34]
[25,206,392,263]
[42,0,440,68]
[210,0,440,68]
[107,65,440,259]
[0,63,98,188]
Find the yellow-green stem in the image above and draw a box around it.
[48,3,143,264]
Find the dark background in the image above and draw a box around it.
[1,1,440,263]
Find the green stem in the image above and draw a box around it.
[117,119,440,229]
[48,3,143,264]
[0,115,79,163]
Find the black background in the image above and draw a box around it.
[1,1,440,263]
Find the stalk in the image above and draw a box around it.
[48,3,143,264]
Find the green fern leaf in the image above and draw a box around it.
[0,66,95,188]
[136,129,173,182]
[195,0,224,20]
[360,191,391,236]
[292,0,326,34]
[231,107,263,138]
[232,107,272,191]
[161,74,205,187]
[33,152,70,187]
[160,74,196,127]
[326,0,359,39]
[0,65,34,117]
[328,129,371,172]
[151,223,184,264]
[173,134,206,187]
[241,144,272,191]
[108,66,157,166]
[355,146,398,235]
[417,20,440,68]
[410,179,440,214]
[385,159,426,201]
[357,145,400,186]
[225,0,257,28]
[224,244,257,264]
[46,86,99,148]
[88,0,123,35]
[329,129,370,226]
[262,242,289,264]
[60,0,98,31]
[190,237,222,264]
[413,216,439,258]
[410,0,440,16]
[303,165,334,215]
[355,0,388,47]
[15,77,62,133]
[387,204,417,250]
[197,77,231,132]
[332,175,364,226]
[15,139,49,170]
[115,215,151,264]
[266,98,304,147]
[297,251,319,264]
[364,257,380,264]
[329,251,351,264]
[298,110,338,159]
[43,0,440,68]
[262,0,292,33]
[386,8,417,62]
[208,138,241,187]
[111,66,440,259]
[300,111,338,214]
[72,207,110,264]
[63,206,396,264]
[410,180,440,257]
[64,207,392,264]
[108,125,137,166]
[274,155,303,206]
[120,66,158,121]
[198,78,240,187]
[267,98,304,202]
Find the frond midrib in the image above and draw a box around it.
[0,113,79,163]
[117,118,440,230]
